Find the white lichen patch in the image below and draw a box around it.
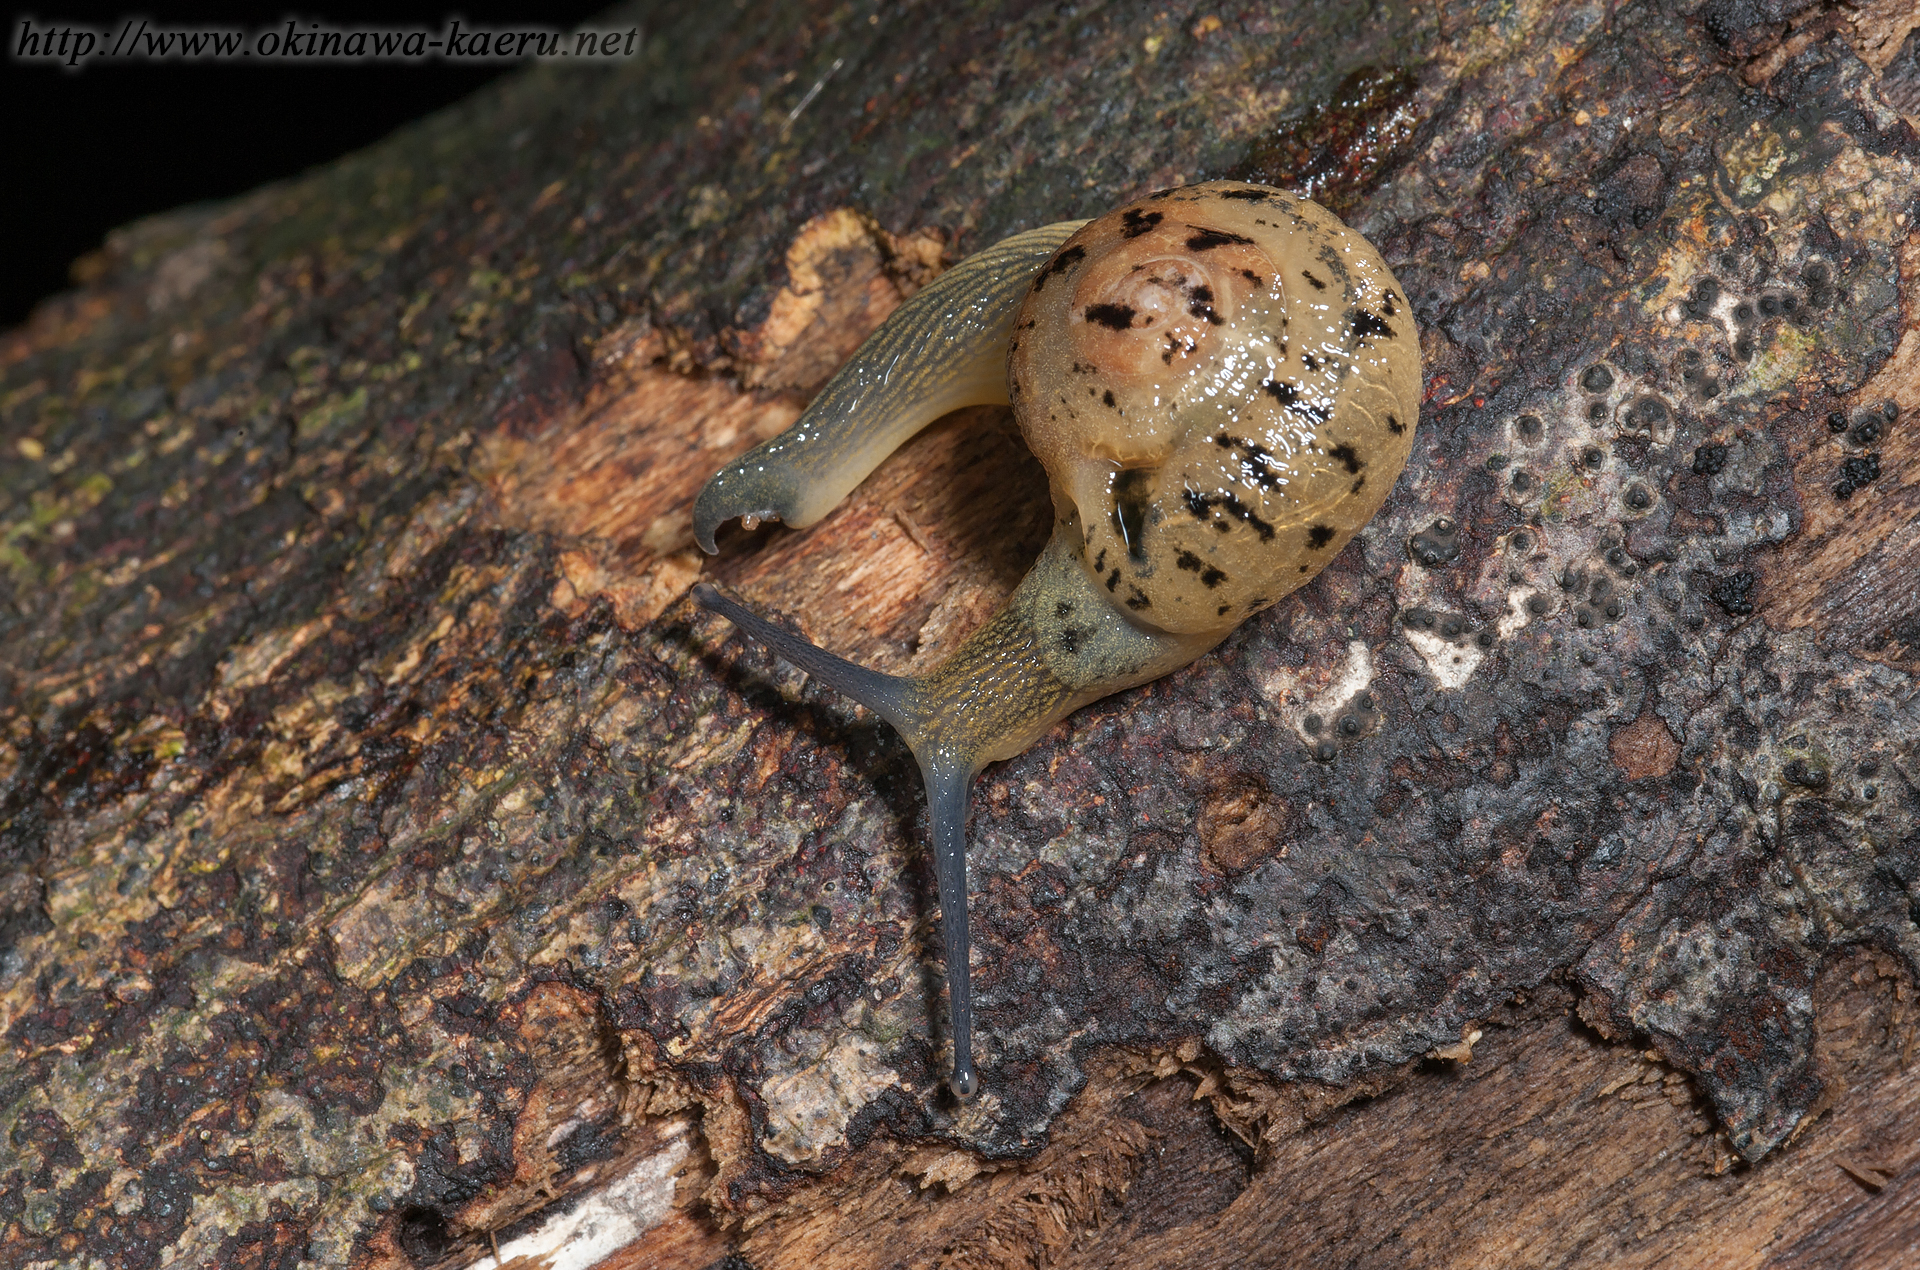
[1255,639,1376,741]
[1498,586,1541,639]
[1403,627,1484,691]
[464,1131,688,1270]
[758,1032,900,1165]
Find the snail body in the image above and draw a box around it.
[692,181,1420,1097]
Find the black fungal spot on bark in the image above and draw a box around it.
[1833,453,1880,499]
[1581,364,1615,393]
[1264,379,1331,423]
[1629,397,1669,428]
[1186,227,1255,250]
[1086,302,1141,330]
[1684,276,1720,318]
[1846,402,1894,445]
[1692,442,1728,475]
[1410,517,1460,567]
[1706,570,1757,616]
[1122,209,1164,238]
[1782,758,1829,789]
[1033,245,1086,291]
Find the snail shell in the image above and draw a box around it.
[692,181,1421,1098]
[1014,186,1419,633]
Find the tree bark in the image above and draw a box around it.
[2,0,1918,1267]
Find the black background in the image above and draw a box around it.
[3,2,617,327]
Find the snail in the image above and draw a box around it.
[691,180,1421,1097]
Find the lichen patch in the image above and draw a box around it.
[760,1033,903,1165]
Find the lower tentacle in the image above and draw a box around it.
[924,762,977,1098]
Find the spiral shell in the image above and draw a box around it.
[1011,181,1420,635]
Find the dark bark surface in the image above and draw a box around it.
[2,0,1918,1266]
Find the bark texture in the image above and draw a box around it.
[2,0,1919,1266]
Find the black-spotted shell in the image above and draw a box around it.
[1009,181,1421,636]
